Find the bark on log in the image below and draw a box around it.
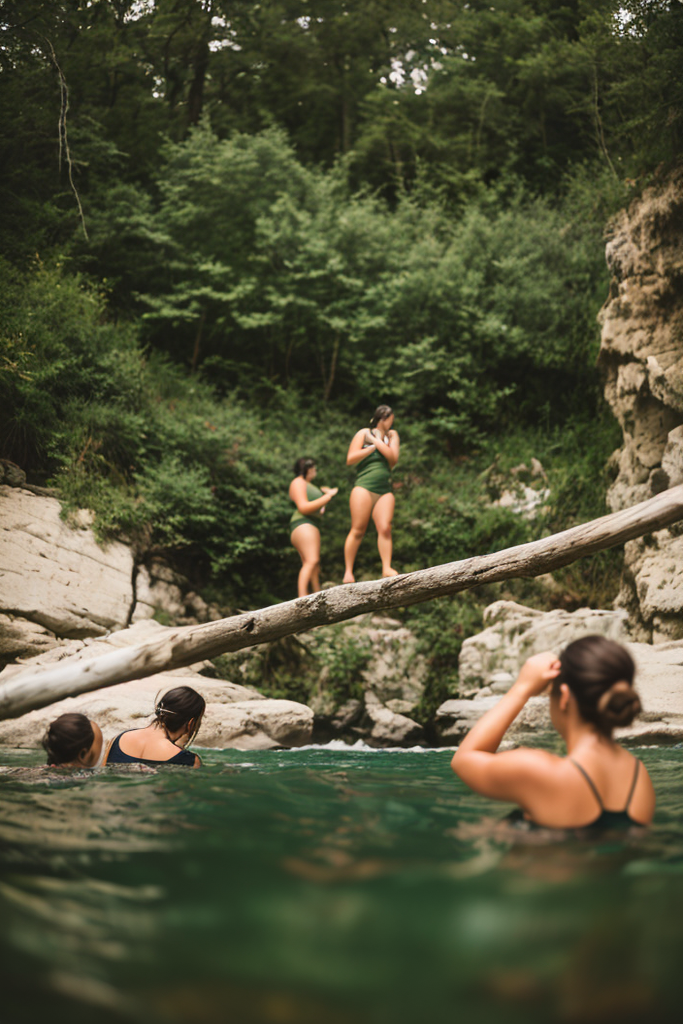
[2,485,683,721]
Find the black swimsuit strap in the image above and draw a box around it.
[570,758,604,811]
[571,756,641,813]
[624,758,640,812]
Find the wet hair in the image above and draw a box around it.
[42,713,95,765]
[554,635,642,735]
[370,405,393,429]
[154,686,206,745]
[293,457,316,478]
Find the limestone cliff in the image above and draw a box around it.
[0,484,221,666]
[599,165,683,640]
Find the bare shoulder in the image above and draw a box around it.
[491,746,565,777]
[632,757,656,822]
[193,753,202,768]
[348,428,368,448]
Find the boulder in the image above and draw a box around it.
[217,613,428,738]
[0,619,314,751]
[0,614,61,661]
[457,600,629,694]
[435,695,551,745]
[435,601,683,745]
[356,691,424,748]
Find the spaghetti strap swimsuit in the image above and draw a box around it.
[569,756,643,829]
[107,733,196,767]
[290,482,324,534]
[506,757,643,831]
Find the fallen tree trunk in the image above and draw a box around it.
[2,485,683,721]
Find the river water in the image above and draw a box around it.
[0,742,682,1024]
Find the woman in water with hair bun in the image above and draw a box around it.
[343,404,400,583]
[43,713,105,767]
[105,686,205,768]
[289,457,338,598]
[451,635,655,829]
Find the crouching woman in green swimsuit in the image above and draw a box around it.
[451,636,655,830]
[343,404,400,584]
[289,457,338,598]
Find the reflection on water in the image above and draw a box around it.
[0,745,682,1023]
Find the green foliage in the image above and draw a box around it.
[314,627,372,705]
[1,0,673,667]
[405,597,485,729]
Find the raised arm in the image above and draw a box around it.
[370,428,400,469]
[289,476,338,515]
[450,652,561,804]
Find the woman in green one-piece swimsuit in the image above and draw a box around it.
[289,457,338,597]
[343,405,400,583]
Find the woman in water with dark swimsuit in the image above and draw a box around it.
[451,636,655,829]
[105,686,205,768]
[343,405,400,583]
[289,457,338,598]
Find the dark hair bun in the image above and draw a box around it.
[559,635,641,735]
[42,713,94,765]
[596,682,642,729]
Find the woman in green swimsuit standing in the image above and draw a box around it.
[289,457,338,598]
[343,405,400,583]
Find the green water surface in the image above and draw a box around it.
[1,743,682,1024]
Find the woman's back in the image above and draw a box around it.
[107,728,198,767]
[451,639,656,830]
[104,685,205,769]
[506,745,654,829]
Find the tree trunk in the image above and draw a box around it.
[2,486,683,720]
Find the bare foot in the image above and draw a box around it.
[342,571,356,584]
[382,567,399,578]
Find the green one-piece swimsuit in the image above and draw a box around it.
[290,483,324,534]
[355,441,392,496]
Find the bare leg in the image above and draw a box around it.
[372,492,397,577]
[310,562,321,592]
[291,524,321,597]
[343,487,378,583]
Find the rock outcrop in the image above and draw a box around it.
[220,614,426,746]
[435,601,683,744]
[0,620,314,751]
[0,486,222,665]
[599,165,683,640]
[0,486,143,645]
[456,601,630,697]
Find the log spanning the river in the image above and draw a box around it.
[2,485,683,721]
